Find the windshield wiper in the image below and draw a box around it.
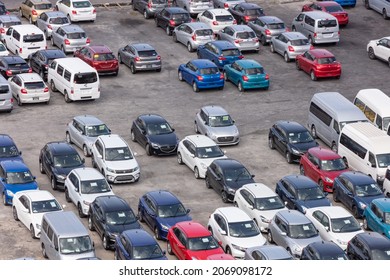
[147,246,160,259]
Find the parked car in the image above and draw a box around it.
[195,105,240,145]
[196,8,236,33]
[178,59,224,92]
[299,147,349,192]
[270,31,312,63]
[302,1,349,26]
[36,11,70,39]
[205,158,255,203]
[9,73,50,106]
[154,7,191,36]
[0,160,39,206]
[367,36,390,67]
[177,134,227,179]
[364,0,390,20]
[51,24,90,54]
[347,232,390,260]
[138,190,192,240]
[39,141,85,191]
[114,229,168,260]
[0,56,31,79]
[223,59,269,91]
[244,245,293,260]
[132,0,168,19]
[55,0,96,22]
[19,0,53,24]
[28,49,66,81]
[384,168,390,197]
[208,207,267,258]
[300,241,348,260]
[0,41,7,56]
[130,114,179,156]
[213,0,246,9]
[0,1,8,15]
[296,49,342,81]
[12,190,63,238]
[248,16,287,46]
[88,195,142,250]
[216,25,259,52]
[234,183,287,233]
[166,221,225,260]
[268,120,318,163]
[363,198,390,239]
[0,15,22,42]
[174,0,214,16]
[74,45,119,76]
[0,134,23,163]
[333,171,385,218]
[228,2,265,24]
[118,43,161,74]
[172,22,214,52]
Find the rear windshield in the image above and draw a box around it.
[245,68,264,75]
[67,32,86,39]
[222,49,240,56]
[74,72,98,83]
[138,50,157,57]
[0,85,9,93]
[246,9,264,16]
[317,19,337,28]
[3,21,21,28]
[35,3,52,10]
[49,17,69,24]
[8,63,29,70]
[195,29,213,36]
[24,82,45,89]
[236,31,256,39]
[172,13,190,21]
[291,39,310,46]
[73,1,92,8]
[152,0,167,3]
[317,57,336,64]
[23,34,44,43]
[216,15,234,22]
[325,6,343,13]
[268,23,285,29]
[199,67,219,75]
[93,53,116,61]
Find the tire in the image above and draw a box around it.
[383,9,389,20]
[65,132,72,144]
[286,152,292,164]
[166,26,172,36]
[187,42,194,52]
[267,230,274,243]
[65,188,71,202]
[17,96,22,106]
[238,81,244,92]
[172,33,178,43]
[194,121,199,133]
[299,165,305,175]
[292,26,296,32]
[268,137,275,150]
[333,189,340,202]
[51,177,58,191]
[42,244,48,259]
[296,60,301,70]
[30,225,37,239]
[167,241,173,255]
[352,206,359,218]
[224,71,228,81]
[67,15,72,23]
[143,10,149,19]
[368,47,376,60]
[310,70,317,81]
[118,54,123,64]
[64,90,71,103]
[13,207,19,221]
[19,9,23,18]
[88,216,95,231]
[308,36,313,45]
[39,69,45,80]
[131,130,136,142]
[178,71,183,81]
[221,191,228,203]
[61,45,66,54]
[284,52,290,63]
[130,63,136,74]
[78,203,86,218]
[331,142,338,153]
[146,144,152,156]
[91,155,97,168]
[319,180,324,191]
[225,246,232,255]
[311,125,317,138]
[50,80,57,92]
[260,35,266,46]
[138,209,145,222]
[39,161,45,174]
[365,0,370,9]
[103,235,109,250]
[154,227,161,240]
[205,176,211,189]
[177,152,183,165]
[192,81,199,92]
[83,145,89,157]
[363,217,369,230]
[270,43,275,53]
[194,166,200,179]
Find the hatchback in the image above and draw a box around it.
[19,0,53,24]
[0,134,23,163]
[131,114,179,156]
[28,49,66,81]
[217,25,259,52]
[244,245,293,260]
[347,232,390,260]
[300,241,348,260]
[9,73,50,106]
[228,2,265,24]
[154,7,192,36]
[248,16,287,46]
[197,40,243,70]
[196,8,236,33]
[0,15,22,42]
[55,0,96,23]
[118,43,161,74]
[0,56,31,79]
[36,11,70,39]
[302,1,349,26]
[270,31,312,62]
[173,22,214,52]
[74,45,119,76]
[367,36,390,67]
[132,0,168,19]
[51,24,90,54]
[178,59,224,92]
[363,198,390,239]
[296,49,342,81]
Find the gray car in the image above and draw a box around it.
[132,0,168,19]
[244,245,294,260]
[248,16,287,46]
[213,0,246,9]
[66,115,111,157]
[195,105,240,146]
[118,43,161,74]
[0,15,22,42]
[36,11,70,39]
[172,22,214,52]
[267,210,323,259]
[51,24,90,54]
[270,32,311,62]
[216,25,259,52]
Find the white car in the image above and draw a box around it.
[207,207,266,259]
[91,134,140,184]
[64,167,115,218]
[367,36,390,67]
[12,190,63,239]
[55,0,96,23]
[383,167,390,197]
[0,42,9,56]
[305,206,364,250]
[9,73,50,106]
[234,183,287,233]
[196,8,236,33]
[177,134,227,179]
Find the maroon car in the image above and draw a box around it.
[74,45,119,76]
[302,1,349,26]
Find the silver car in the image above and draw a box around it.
[174,0,213,16]
[66,115,111,157]
[36,11,70,39]
[267,210,323,259]
[172,22,214,52]
[248,16,287,46]
[217,25,259,52]
[244,245,293,260]
[213,0,246,9]
[117,43,161,74]
[270,32,312,62]
[132,0,168,19]
[194,105,240,146]
[51,24,90,54]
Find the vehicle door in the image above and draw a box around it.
[66,172,80,205]
[69,120,84,148]
[93,202,106,238]
[45,226,56,259]
[229,61,242,85]
[133,117,148,147]
[119,45,133,66]
[51,28,62,48]
[172,227,187,259]
[76,47,91,65]
[36,13,47,33]
[276,179,292,208]
[29,51,40,73]
[218,26,231,41]
[249,18,263,38]
[93,139,105,171]
[272,216,288,248]
[339,177,354,210]
[0,165,6,193]
[273,125,287,153]
[54,64,66,94]
[207,162,221,191]
[16,195,31,229]
[366,203,381,233]
[182,61,196,83]
[182,140,196,170]
[300,51,313,73]
[4,27,15,52]
[116,235,130,259]
[293,13,305,33]
[229,4,242,22]
[175,24,187,44]
[306,152,320,181]
[311,210,330,240]
[41,145,54,177]
[143,195,157,229]
[161,9,171,29]
[196,108,208,135]
[9,75,21,98]
[237,189,255,219]
[273,34,285,55]
[198,10,212,26]
[211,213,228,247]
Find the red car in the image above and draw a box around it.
[206,253,235,260]
[74,45,119,76]
[296,49,341,81]
[299,147,349,192]
[167,221,224,260]
[302,1,349,26]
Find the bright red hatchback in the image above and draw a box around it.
[299,147,349,193]
[302,1,349,26]
[167,221,224,260]
[296,49,341,81]
[74,45,119,76]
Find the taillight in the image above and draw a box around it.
[242,75,248,81]
[64,39,70,45]
[135,57,141,61]
[6,11,9,15]
[93,9,96,14]
[71,87,74,94]
[156,55,161,60]
[288,46,294,52]
[32,10,38,16]
[219,73,224,79]
[10,98,13,103]
[234,39,243,44]
[45,64,48,69]
[313,32,317,38]
[147,3,152,8]
[192,34,196,41]
[218,56,226,61]
[265,29,271,36]
[238,55,244,59]
[265,74,270,80]
[253,38,259,42]
[285,27,290,32]
[224,3,229,8]
[19,48,22,53]
[338,31,340,35]
[197,75,203,81]
[20,88,28,94]
[47,24,52,30]
[244,16,250,22]
[310,45,314,50]
[5,70,12,76]
[0,28,4,34]
[169,20,175,26]
[44,87,49,92]
[212,21,218,25]
[72,10,77,15]
[233,20,237,25]
[86,38,91,44]
[28,68,32,73]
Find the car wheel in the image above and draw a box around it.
[118,54,123,64]
[352,206,359,218]
[383,9,389,20]
[310,70,317,81]
[268,137,275,150]
[296,60,301,70]
[365,0,370,9]
[103,235,109,250]
[30,225,37,239]
[67,14,72,23]
[260,35,266,46]
[178,70,183,81]
[42,244,48,259]
[167,241,173,255]
[270,43,275,53]
[19,9,23,18]
[91,155,97,168]
[333,189,340,202]
[61,45,67,54]
[130,63,136,74]
[17,95,22,106]
[368,47,376,59]
[223,71,228,82]
[187,42,194,52]
[51,177,58,191]
[172,33,178,42]
[311,125,317,138]
[39,69,45,80]
[88,216,95,231]
[319,180,325,191]
[65,188,71,202]
[205,176,211,189]
[146,144,152,156]
[78,203,86,218]
[13,207,19,221]
[331,142,338,153]
[194,166,200,179]
[50,80,57,92]
[284,52,290,63]
[267,230,273,243]
[29,16,33,24]
[238,81,244,92]
[292,26,296,31]
[166,26,172,36]
[64,90,71,103]
[192,82,199,92]
[286,152,292,164]
[83,145,89,157]
[51,36,55,46]
[143,10,149,19]
[221,191,228,203]
[154,227,161,240]
[65,132,72,144]
[194,121,199,133]
[225,246,232,255]
[363,217,369,230]
[39,160,45,174]
[130,130,136,142]
[299,165,305,175]
[308,36,313,45]
[197,51,201,59]
[177,152,183,165]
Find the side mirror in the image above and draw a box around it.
[218,241,223,247]
[219,229,227,235]
[284,201,288,205]
[54,244,58,251]
[75,187,79,192]
[223,150,227,154]
[190,154,195,158]
[142,130,147,135]
[171,128,175,132]
[281,231,287,236]
[249,204,254,210]
[97,154,102,159]
[316,165,320,169]
[162,250,166,255]
[216,176,221,181]
[62,204,66,209]
[323,191,328,196]
[136,215,140,220]
[33,176,36,180]
[81,158,85,163]
[324,226,329,232]
[186,209,191,214]
[251,174,255,178]
[19,151,22,155]
[360,222,363,228]
[1,178,5,182]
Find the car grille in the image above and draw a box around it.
[217,136,234,142]
[160,145,177,153]
[116,168,137,174]
[115,175,134,182]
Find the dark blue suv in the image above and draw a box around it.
[197,41,243,70]
[0,134,23,163]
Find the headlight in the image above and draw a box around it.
[234,128,239,136]
[133,166,139,172]
[336,239,347,245]
[291,244,301,254]
[358,202,367,209]
[83,200,91,206]
[36,223,41,229]
[191,256,198,260]
[226,187,236,194]
[57,174,66,180]
[106,167,116,173]
[377,175,385,181]
[325,177,333,183]
[291,148,300,155]
[209,133,217,140]
[200,162,207,169]
[231,244,246,252]
[6,190,14,197]
[161,224,169,231]
[151,142,160,148]
[260,216,270,223]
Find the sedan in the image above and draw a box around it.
[131,114,179,156]
[216,25,259,52]
[118,43,161,74]
[36,11,70,39]
[300,241,348,260]
[28,49,66,81]
[270,32,312,63]
[296,49,342,81]
[248,16,287,46]
[367,36,390,67]
[228,2,265,24]
[172,22,214,52]
[74,45,119,76]
[178,59,224,92]
[55,0,96,23]
[223,59,269,91]
[363,198,390,239]
[244,245,293,260]
[9,73,50,106]
[301,1,349,26]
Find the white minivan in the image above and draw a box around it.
[47,57,100,103]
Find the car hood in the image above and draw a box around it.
[188,247,224,260]
[320,169,348,181]
[105,159,139,170]
[157,215,192,228]
[207,125,238,137]
[255,207,288,220]
[289,141,318,153]
[357,194,385,207]
[226,178,255,190]
[54,165,83,176]
[148,133,178,146]
[4,181,39,193]
[0,156,23,163]
[297,198,331,209]
[107,220,142,234]
[229,234,267,249]
[199,155,228,166]
[328,229,364,245]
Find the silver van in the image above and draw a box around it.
[40,211,96,260]
[364,0,390,19]
[0,75,12,113]
[307,92,368,152]
[291,11,339,45]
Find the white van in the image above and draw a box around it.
[308,92,368,152]
[338,122,390,185]
[47,57,100,103]
[3,24,46,59]
[353,88,390,132]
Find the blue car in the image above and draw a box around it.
[197,40,243,70]
[334,0,356,7]
[178,59,224,92]
[138,190,192,240]
[114,229,168,260]
[223,59,269,92]
[0,134,23,163]
[363,198,390,239]
[333,171,385,218]
[0,160,39,205]
[275,175,332,213]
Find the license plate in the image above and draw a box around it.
[147,65,152,68]
[33,97,39,100]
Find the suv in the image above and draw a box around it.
[154,7,191,36]
[91,134,140,184]
[28,49,67,81]
[117,43,161,74]
[51,24,90,54]
[0,56,31,79]
[74,45,119,76]
[132,0,168,19]
[19,0,53,24]
[0,134,23,162]
[55,0,96,23]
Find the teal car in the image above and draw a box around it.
[223,59,269,92]
[363,198,390,239]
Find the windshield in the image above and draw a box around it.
[133,244,164,259]
[23,34,44,43]
[291,38,310,46]
[317,57,336,64]
[196,145,224,158]
[157,203,187,218]
[0,145,20,158]
[287,131,314,144]
[228,220,260,238]
[208,115,234,127]
[4,21,21,28]
[80,179,111,194]
[105,210,137,225]
[74,72,98,83]
[146,122,173,135]
[377,153,390,168]
[236,31,256,39]
[224,167,252,182]
[331,216,361,233]
[6,171,34,184]
[268,23,285,29]
[196,29,213,36]
[67,32,86,39]
[85,124,110,137]
[289,223,318,239]
[297,187,325,201]
[188,235,219,251]
[245,67,264,75]
[320,158,347,171]
[73,1,92,8]
[59,236,93,255]
[222,49,240,56]
[318,19,337,28]
[354,183,383,197]
[339,120,368,130]
[152,0,167,3]
[53,154,83,168]
[0,44,6,52]
[49,17,69,24]
[254,196,285,211]
[216,15,234,22]
[199,67,219,75]
[325,6,343,12]
[138,50,158,57]
[384,117,390,131]
[0,85,9,93]
[371,249,390,260]
[105,147,133,161]
[24,82,45,90]
[32,199,62,213]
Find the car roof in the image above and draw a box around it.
[301,11,337,20]
[241,183,277,198]
[43,211,88,237]
[29,0,52,4]
[62,24,85,33]
[123,229,157,246]
[236,59,262,68]
[339,171,376,185]
[283,175,318,189]
[94,195,131,212]
[44,11,67,18]
[0,15,21,22]
[277,209,311,225]
[97,134,127,148]
[236,2,262,9]
[176,221,210,238]
[355,232,390,249]
[16,73,43,82]
[371,198,390,211]
[307,147,341,160]
[316,1,342,7]
[15,190,56,201]
[250,245,291,259]
[229,25,254,32]
[131,43,155,51]
[201,105,228,116]
[183,22,210,30]
[37,49,67,59]
[184,135,218,147]
[275,120,307,133]
[309,48,335,58]
[213,158,244,169]
[308,206,352,218]
[210,40,237,50]
[283,31,307,40]
[46,141,79,156]
[71,167,105,180]
[87,45,113,54]
[307,241,345,255]
[147,190,180,206]
[208,8,233,15]
[74,115,105,126]
[258,16,284,24]
[191,59,218,69]
[1,56,26,64]
[215,207,251,222]
[0,160,29,171]
[0,134,16,146]
[138,114,167,124]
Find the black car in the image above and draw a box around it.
[301,241,348,260]
[228,3,265,25]
[205,158,255,203]
[39,141,85,191]
[0,56,31,79]
[88,195,142,250]
[28,49,66,81]
[347,232,390,260]
[0,2,8,16]
[154,7,191,36]
[268,120,318,164]
[131,114,179,156]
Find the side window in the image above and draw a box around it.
[339,133,367,159]
[50,61,57,69]
[47,226,54,241]
[53,235,59,251]
[354,98,365,112]
[368,152,376,168]
[12,30,20,41]
[41,219,48,234]
[57,65,64,76]
[95,140,103,156]
[252,251,263,260]
[309,102,332,126]
[64,70,71,82]
[376,114,383,130]
[363,106,376,123]
[333,120,340,134]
